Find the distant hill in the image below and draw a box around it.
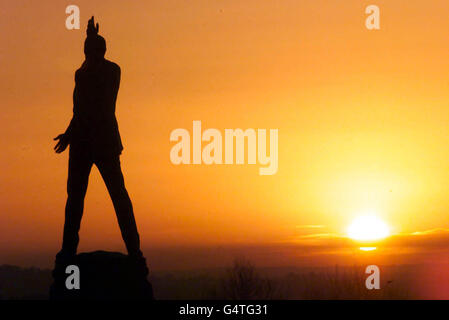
[1,262,447,299]
[0,265,52,300]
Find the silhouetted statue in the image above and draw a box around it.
[52,17,150,296]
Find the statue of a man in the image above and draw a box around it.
[53,17,147,274]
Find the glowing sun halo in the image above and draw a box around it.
[347,215,390,241]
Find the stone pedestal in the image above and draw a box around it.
[50,251,154,300]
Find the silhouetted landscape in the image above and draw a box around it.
[2,258,447,300]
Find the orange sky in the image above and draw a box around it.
[1,0,449,269]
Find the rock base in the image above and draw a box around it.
[50,251,154,300]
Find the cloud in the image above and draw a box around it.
[295,225,325,229]
[288,228,449,255]
[384,228,449,250]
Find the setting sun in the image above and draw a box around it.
[347,215,390,241]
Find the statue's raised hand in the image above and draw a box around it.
[86,16,99,36]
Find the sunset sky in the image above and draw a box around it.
[1,0,449,272]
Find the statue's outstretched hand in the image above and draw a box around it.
[53,134,69,153]
[86,16,99,36]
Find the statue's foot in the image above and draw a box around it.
[52,250,76,278]
[127,251,150,277]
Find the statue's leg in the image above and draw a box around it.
[60,145,93,257]
[96,155,141,257]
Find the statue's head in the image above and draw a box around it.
[84,35,106,60]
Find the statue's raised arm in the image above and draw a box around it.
[86,16,99,36]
